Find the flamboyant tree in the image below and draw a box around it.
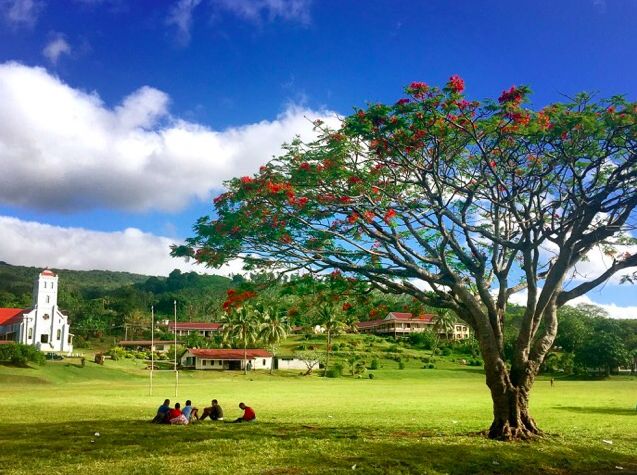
[173,77,637,439]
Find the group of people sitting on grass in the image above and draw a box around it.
[151,398,256,425]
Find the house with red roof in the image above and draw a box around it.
[356,312,470,340]
[0,269,73,353]
[180,348,272,370]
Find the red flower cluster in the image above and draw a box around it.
[348,176,363,185]
[363,210,375,223]
[408,82,429,98]
[342,302,352,311]
[339,196,352,204]
[448,75,465,94]
[536,111,551,130]
[213,192,228,204]
[396,98,411,105]
[222,289,257,311]
[383,208,397,223]
[240,176,254,184]
[299,162,311,171]
[507,111,530,126]
[347,213,359,224]
[498,86,524,105]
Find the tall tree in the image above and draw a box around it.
[174,78,637,439]
[258,305,291,373]
[220,305,261,375]
[430,310,456,361]
[316,304,346,375]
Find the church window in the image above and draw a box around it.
[40,334,49,344]
[57,329,61,340]
[28,328,32,339]
[46,296,50,304]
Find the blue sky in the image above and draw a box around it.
[0,0,636,316]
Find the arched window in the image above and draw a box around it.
[57,329,61,340]
[46,296,50,304]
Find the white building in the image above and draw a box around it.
[0,269,73,353]
[181,348,272,371]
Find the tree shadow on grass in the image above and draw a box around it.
[553,406,637,416]
[0,420,636,474]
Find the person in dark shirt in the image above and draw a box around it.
[200,399,224,421]
[152,399,171,423]
[229,402,256,423]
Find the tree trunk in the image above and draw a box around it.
[483,356,542,440]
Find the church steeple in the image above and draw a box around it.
[32,268,58,309]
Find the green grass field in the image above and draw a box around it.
[0,356,635,474]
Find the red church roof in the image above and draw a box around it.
[188,348,271,360]
[0,308,27,326]
[40,269,56,276]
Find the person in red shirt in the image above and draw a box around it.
[229,402,256,423]
[168,402,182,422]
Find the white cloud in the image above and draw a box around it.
[568,294,637,320]
[167,0,202,46]
[0,62,337,212]
[1,0,42,27]
[213,0,312,25]
[43,35,72,64]
[0,215,243,277]
[568,243,637,284]
[508,288,637,320]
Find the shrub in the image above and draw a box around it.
[428,363,435,369]
[325,363,344,378]
[469,359,483,366]
[368,373,375,379]
[369,358,380,370]
[398,360,406,370]
[441,347,452,356]
[106,346,127,361]
[0,343,46,366]
[421,357,430,364]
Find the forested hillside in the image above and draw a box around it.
[0,262,234,338]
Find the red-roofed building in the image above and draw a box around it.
[0,270,73,353]
[181,348,272,371]
[167,322,221,338]
[356,312,470,340]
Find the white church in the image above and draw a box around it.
[0,269,73,353]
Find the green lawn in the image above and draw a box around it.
[0,358,635,474]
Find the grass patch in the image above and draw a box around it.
[0,358,635,474]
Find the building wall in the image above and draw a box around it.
[276,358,313,370]
[181,353,273,371]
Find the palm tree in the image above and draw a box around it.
[316,304,346,375]
[431,310,456,361]
[258,305,291,374]
[220,305,261,375]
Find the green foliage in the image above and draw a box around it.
[324,362,344,378]
[369,358,380,370]
[0,343,46,366]
[407,331,436,350]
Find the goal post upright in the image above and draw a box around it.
[174,299,178,398]
[149,305,154,397]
